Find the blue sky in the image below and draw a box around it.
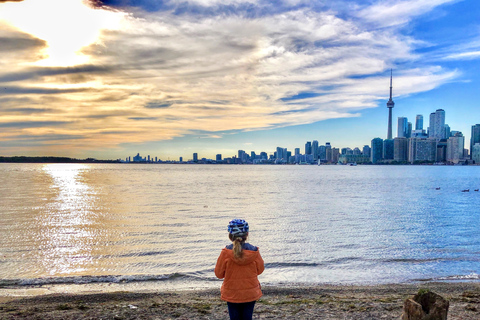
[0,0,479,160]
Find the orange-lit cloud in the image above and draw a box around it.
[0,0,467,157]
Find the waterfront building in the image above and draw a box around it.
[393,137,408,162]
[332,148,340,163]
[397,117,408,138]
[305,141,312,155]
[447,132,465,164]
[444,124,451,138]
[386,70,395,140]
[436,139,447,162]
[429,109,446,140]
[133,153,144,162]
[363,145,371,157]
[383,139,394,160]
[407,122,412,138]
[325,142,332,162]
[179,157,183,162]
[470,124,480,159]
[216,154,222,161]
[353,147,361,155]
[408,138,437,163]
[472,143,480,164]
[238,150,247,163]
[251,151,256,160]
[415,115,423,130]
[338,154,370,164]
[276,147,284,160]
[193,153,198,162]
[312,140,319,160]
[294,148,300,156]
[319,145,326,160]
[411,129,427,138]
[371,138,383,163]
[260,152,268,160]
[305,154,314,163]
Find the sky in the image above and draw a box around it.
[0,0,479,160]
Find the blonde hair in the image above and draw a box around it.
[229,233,247,259]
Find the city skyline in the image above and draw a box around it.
[1,0,480,160]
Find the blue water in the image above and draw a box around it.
[0,163,479,294]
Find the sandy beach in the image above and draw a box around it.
[0,282,479,319]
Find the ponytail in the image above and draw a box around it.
[229,233,247,259]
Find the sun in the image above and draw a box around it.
[0,0,124,67]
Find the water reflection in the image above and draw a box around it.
[39,164,96,275]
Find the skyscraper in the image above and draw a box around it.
[276,147,284,160]
[371,138,383,163]
[429,109,446,140]
[305,141,312,155]
[325,142,332,162]
[472,143,480,163]
[415,115,423,130]
[397,117,408,138]
[312,140,319,160]
[386,70,395,139]
[408,138,437,163]
[447,132,465,164]
[470,124,480,159]
[394,137,408,162]
[383,139,394,160]
[362,145,371,157]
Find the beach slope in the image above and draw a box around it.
[1,283,479,319]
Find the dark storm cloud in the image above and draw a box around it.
[0,121,71,128]
[0,65,112,83]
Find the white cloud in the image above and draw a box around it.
[357,0,458,27]
[444,50,480,60]
[0,0,461,154]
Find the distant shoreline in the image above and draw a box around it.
[0,156,120,163]
[0,156,477,165]
[1,282,479,319]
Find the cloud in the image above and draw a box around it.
[444,51,480,60]
[0,65,112,83]
[144,101,173,109]
[0,0,463,155]
[0,121,72,128]
[356,0,458,28]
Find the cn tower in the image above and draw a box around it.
[386,69,394,139]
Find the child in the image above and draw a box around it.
[215,219,265,320]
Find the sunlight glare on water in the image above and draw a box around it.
[39,164,96,275]
[1,163,479,290]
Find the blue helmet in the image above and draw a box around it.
[228,219,249,236]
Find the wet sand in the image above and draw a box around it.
[1,282,479,319]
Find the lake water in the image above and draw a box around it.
[1,163,479,295]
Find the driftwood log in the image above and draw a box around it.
[402,290,449,320]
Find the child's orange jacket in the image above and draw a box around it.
[214,247,265,303]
